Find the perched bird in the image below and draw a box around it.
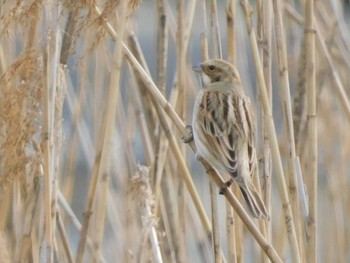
[191,59,269,220]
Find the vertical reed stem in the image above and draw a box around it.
[240,1,300,262]
[304,1,317,262]
[76,2,128,262]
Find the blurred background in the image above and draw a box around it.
[0,0,350,262]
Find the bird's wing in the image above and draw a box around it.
[196,90,243,176]
[241,97,256,178]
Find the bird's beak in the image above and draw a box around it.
[192,63,202,73]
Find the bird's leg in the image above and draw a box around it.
[219,178,234,195]
[181,125,193,143]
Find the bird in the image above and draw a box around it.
[190,59,269,221]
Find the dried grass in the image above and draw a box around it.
[0,50,43,195]
[0,1,350,262]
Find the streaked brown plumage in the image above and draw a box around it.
[192,59,269,220]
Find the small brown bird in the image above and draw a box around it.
[191,59,269,220]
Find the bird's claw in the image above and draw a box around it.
[219,178,234,195]
[181,125,193,143]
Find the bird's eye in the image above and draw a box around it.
[208,65,215,71]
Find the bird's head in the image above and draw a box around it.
[192,59,241,87]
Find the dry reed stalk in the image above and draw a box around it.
[210,0,223,58]
[209,182,221,263]
[146,89,213,244]
[0,48,43,261]
[285,3,307,154]
[157,113,184,262]
[226,0,237,63]
[128,67,155,164]
[158,188,177,263]
[127,30,187,263]
[153,0,196,195]
[127,33,158,145]
[127,30,184,261]
[126,23,230,263]
[61,60,88,202]
[199,0,209,61]
[226,0,243,262]
[261,0,273,212]
[17,180,41,263]
[5,49,33,262]
[274,212,287,259]
[54,61,67,249]
[130,40,211,263]
[177,156,187,261]
[304,1,317,262]
[203,162,283,263]
[128,55,174,261]
[317,93,346,262]
[156,0,168,95]
[255,4,270,263]
[101,11,281,263]
[316,2,350,71]
[315,25,350,124]
[225,200,236,263]
[162,0,197,49]
[4,1,349,262]
[320,112,348,262]
[105,189,134,261]
[207,1,224,262]
[154,0,169,210]
[176,1,188,261]
[57,192,107,263]
[125,37,282,263]
[162,164,186,262]
[257,0,263,57]
[41,2,62,261]
[225,1,238,262]
[75,2,128,262]
[258,3,273,263]
[293,40,307,153]
[271,1,304,260]
[175,0,197,117]
[239,1,300,262]
[305,3,350,123]
[60,9,78,65]
[56,211,74,263]
[91,173,109,263]
[231,85,242,258]
[187,205,213,263]
[130,165,164,263]
[127,34,156,163]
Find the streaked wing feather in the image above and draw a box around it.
[197,91,239,175]
[241,97,256,177]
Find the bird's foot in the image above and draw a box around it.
[181,125,193,143]
[219,178,234,195]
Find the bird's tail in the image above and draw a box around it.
[240,182,269,221]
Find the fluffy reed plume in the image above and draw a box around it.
[0,50,43,194]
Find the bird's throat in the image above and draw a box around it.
[201,74,211,87]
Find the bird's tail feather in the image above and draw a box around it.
[240,182,269,221]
